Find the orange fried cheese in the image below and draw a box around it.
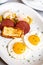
[2,26,24,38]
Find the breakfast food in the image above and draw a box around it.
[16,21,30,34]
[24,31,43,49]
[12,42,26,54]
[0,11,31,38]
[1,19,15,28]
[0,15,2,23]
[0,10,43,61]
[28,35,40,45]
[23,16,32,24]
[2,26,24,38]
[3,11,17,19]
[8,38,30,59]
[0,23,2,30]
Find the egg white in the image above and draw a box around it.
[8,38,31,59]
[24,31,43,50]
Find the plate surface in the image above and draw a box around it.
[22,0,43,11]
[0,2,43,65]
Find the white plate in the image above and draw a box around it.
[0,2,43,65]
[0,0,8,4]
[22,0,43,11]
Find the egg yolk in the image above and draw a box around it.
[28,35,40,45]
[13,42,26,54]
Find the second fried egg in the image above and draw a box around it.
[8,38,31,59]
[24,31,43,50]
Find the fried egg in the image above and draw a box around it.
[24,31,43,50]
[8,38,31,59]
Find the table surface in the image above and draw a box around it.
[0,0,43,65]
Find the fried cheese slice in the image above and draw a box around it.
[2,26,24,38]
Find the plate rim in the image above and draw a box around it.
[21,0,43,11]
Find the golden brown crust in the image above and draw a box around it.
[2,26,24,38]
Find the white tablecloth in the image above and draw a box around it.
[0,0,43,65]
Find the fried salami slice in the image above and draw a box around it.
[16,21,30,34]
[1,19,15,28]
